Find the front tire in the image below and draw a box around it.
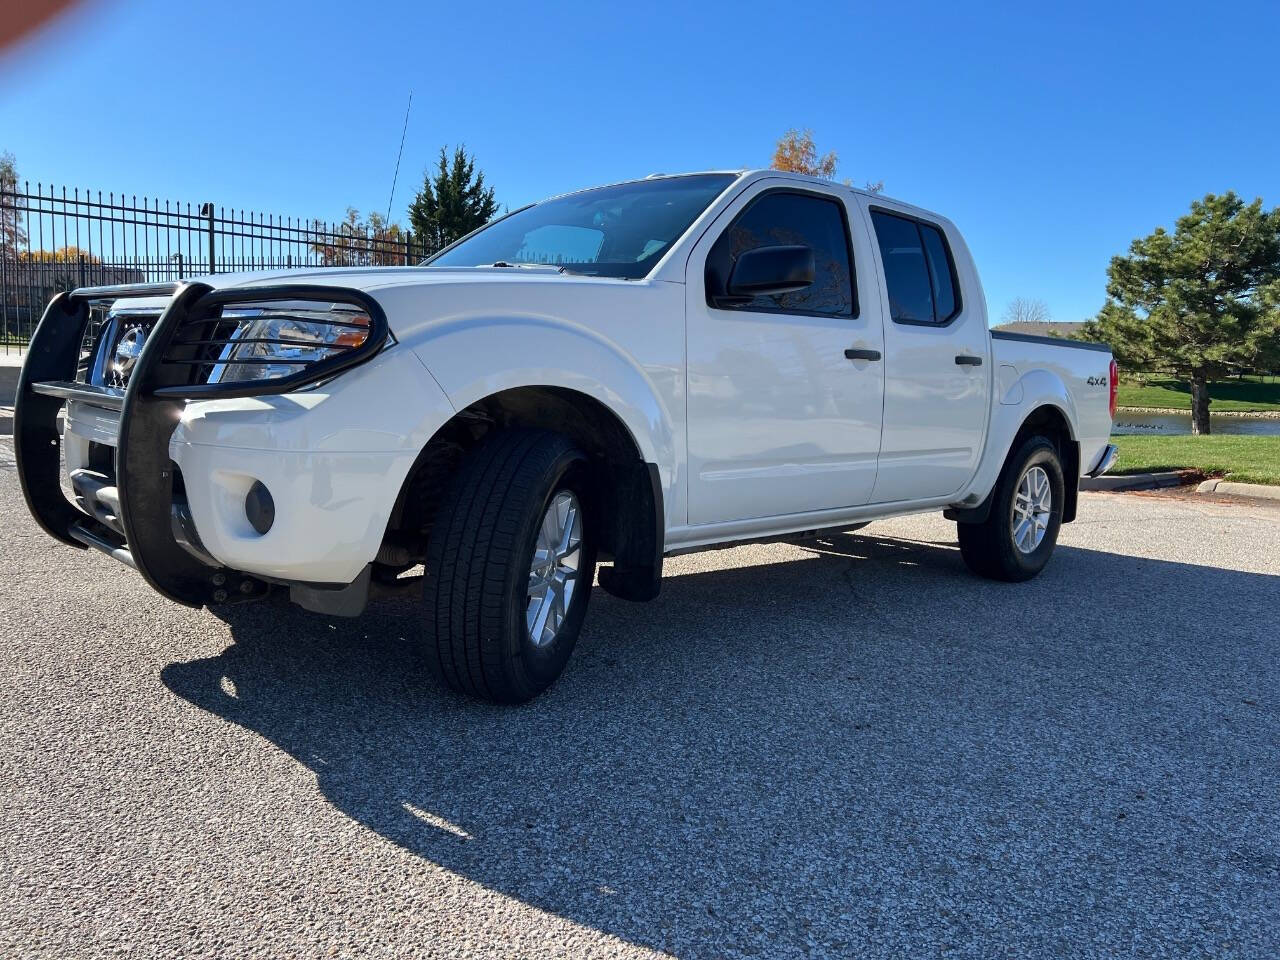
[958,434,1065,582]
[423,429,597,704]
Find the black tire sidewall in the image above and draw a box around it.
[502,452,597,698]
[993,437,1065,579]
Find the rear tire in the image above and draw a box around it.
[958,434,1065,582]
[423,429,597,704]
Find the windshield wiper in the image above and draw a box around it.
[490,261,580,275]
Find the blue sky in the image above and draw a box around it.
[2,0,1278,324]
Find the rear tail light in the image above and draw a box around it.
[1108,358,1118,420]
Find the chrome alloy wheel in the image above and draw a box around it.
[526,491,583,647]
[1011,465,1052,554]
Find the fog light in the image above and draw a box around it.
[245,481,275,535]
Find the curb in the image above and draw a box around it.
[0,363,18,408]
[1196,478,1280,501]
[1080,470,1199,492]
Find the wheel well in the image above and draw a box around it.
[1014,405,1080,523]
[947,404,1081,526]
[382,386,663,597]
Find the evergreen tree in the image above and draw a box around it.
[408,146,499,255]
[1081,192,1280,434]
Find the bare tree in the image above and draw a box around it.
[1002,297,1051,326]
[1,150,25,259]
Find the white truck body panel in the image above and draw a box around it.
[684,176,886,523]
[55,170,1113,585]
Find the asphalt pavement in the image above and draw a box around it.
[1,437,1277,958]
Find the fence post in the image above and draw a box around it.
[200,202,215,274]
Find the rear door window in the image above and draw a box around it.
[871,210,961,324]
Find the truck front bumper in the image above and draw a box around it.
[15,281,449,608]
[166,382,433,585]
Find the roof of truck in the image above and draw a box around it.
[636,168,887,198]
[632,169,936,219]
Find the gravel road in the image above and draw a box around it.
[1,437,1278,958]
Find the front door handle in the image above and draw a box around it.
[844,348,882,361]
[955,354,983,366]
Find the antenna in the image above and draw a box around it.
[385,92,413,225]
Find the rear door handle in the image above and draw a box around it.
[844,348,882,361]
[955,355,983,366]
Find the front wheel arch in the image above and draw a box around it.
[383,386,664,601]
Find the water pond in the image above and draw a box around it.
[1112,412,1280,436]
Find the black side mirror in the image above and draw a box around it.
[725,244,815,301]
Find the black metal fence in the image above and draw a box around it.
[1,179,434,354]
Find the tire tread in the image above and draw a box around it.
[423,429,586,702]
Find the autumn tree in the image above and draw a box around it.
[311,208,408,266]
[771,129,838,178]
[20,245,101,263]
[770,129,882,192]
[1001,297,1051,326]
[1080,192,1280,434]
[408,145,499,255]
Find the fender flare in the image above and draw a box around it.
[404,315,674,600]
[953,369,1080,523]
[406,313,677,491]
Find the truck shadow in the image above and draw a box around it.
[162,532,1280,957]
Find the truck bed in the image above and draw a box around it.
[990,330,1114,476]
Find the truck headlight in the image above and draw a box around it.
[208,305,373,385]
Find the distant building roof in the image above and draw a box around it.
[991,321,1084,338]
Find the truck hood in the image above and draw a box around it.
[108,265,642,312]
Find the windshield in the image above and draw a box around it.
[425,173,738,279]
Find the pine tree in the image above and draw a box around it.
[1080,192,1280,434]
[408,146,499,255]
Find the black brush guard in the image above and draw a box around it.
[14,281,389,607]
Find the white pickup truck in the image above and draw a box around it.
[16,170,1117,703]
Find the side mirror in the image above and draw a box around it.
[725,244,815,300]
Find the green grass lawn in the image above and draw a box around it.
[1116,376,1280,412]
[1111,434,1280,485]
